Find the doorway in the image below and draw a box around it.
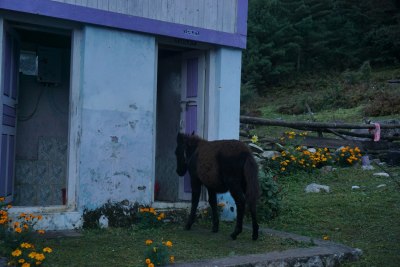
[155,46,206,202]
[1,22,71,206]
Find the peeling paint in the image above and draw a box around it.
[137,186,146,191]
[129,104,138,110]
[113,171,131,178]
[110,136,119,143]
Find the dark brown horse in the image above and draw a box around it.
[175,133,260,240]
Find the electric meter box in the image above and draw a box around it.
[37,46,62,84]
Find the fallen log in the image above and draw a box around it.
[240,116,400,130]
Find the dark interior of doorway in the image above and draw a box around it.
[12,23,71,206]
[155,47,183,202]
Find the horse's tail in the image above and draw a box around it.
[244,153,260,206]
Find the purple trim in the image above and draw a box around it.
[7,135,14,194]
[186,58,198,98]
[0,134,7,196]
[2,104,16,127]
[236,0,248,37]
[0,0,247,49]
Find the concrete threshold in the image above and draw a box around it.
[170,227,362,267]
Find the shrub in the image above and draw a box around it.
[0,197,52,266]
[136,207,165,229]
[82,201,139,229]
[144,239,174,267]
[363,88,400,116]
[257,167,281,221]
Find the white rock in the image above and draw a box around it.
[373,172,389,177]
[262,151,280,158]
[248,143,264,153]
[377,184,387,188]
[351,186,361,190]
[305,183,330,193]
[98,215,109,228]
[362,165,375,170]
[307,148,316,153]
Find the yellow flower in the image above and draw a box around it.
[21,243,33,249]
[35,262,42,265]
[28,252,37,259]
[0,197,5,202]
[323,235,330,240]
[37,230,45,234]
[165,241,173,247]
[15,227,22,233]
[281,167,285,171]
[18,259,25,263]
[145,239,153,245]
[148,263,154,267]
[145,258,151,264]
[43,247,52,253]
[170,256,175,263]
[22,263,31,267]
[12,249,22,257]
[35,253,45,261]
[251,135,258,143]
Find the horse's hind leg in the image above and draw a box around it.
[229,187,246,240]
[249,201,259,240]
[207,190,219,232]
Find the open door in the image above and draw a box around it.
[178,51,205,200]
[0,23,19,203]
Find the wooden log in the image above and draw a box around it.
[240,116,400,130]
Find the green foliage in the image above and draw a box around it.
[243,0,400,89]
[136,207,165,230]
[363,88,400,116]
[82,201,139,229]
[144,240,174,266]
[257,167,282,221]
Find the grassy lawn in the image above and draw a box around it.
[265,167,400,266]
[37,222,304,267]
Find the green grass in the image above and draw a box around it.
[265,167,400,266]
[37,222,302,267]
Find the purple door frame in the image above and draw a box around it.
[0,26,19,202]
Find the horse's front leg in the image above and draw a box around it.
[207,190,219,233]
[185,181,201,230]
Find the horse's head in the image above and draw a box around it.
[175,132,200,176]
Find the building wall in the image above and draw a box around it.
[207,47,242,220]
[77,25,157,210]
[51,0,238,34]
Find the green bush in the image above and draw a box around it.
[257,167,281,221]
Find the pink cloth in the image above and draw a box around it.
[373,123,381,142]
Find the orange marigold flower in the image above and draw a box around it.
[15,227,22,233]
[22,263,31,267]
[37,230,45,234]
[145,259,151,264]
[43,247,53,253]
[145,239,153,245]
[165,241,173,247]
[170,256,175,263]
[12,249,22,257]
